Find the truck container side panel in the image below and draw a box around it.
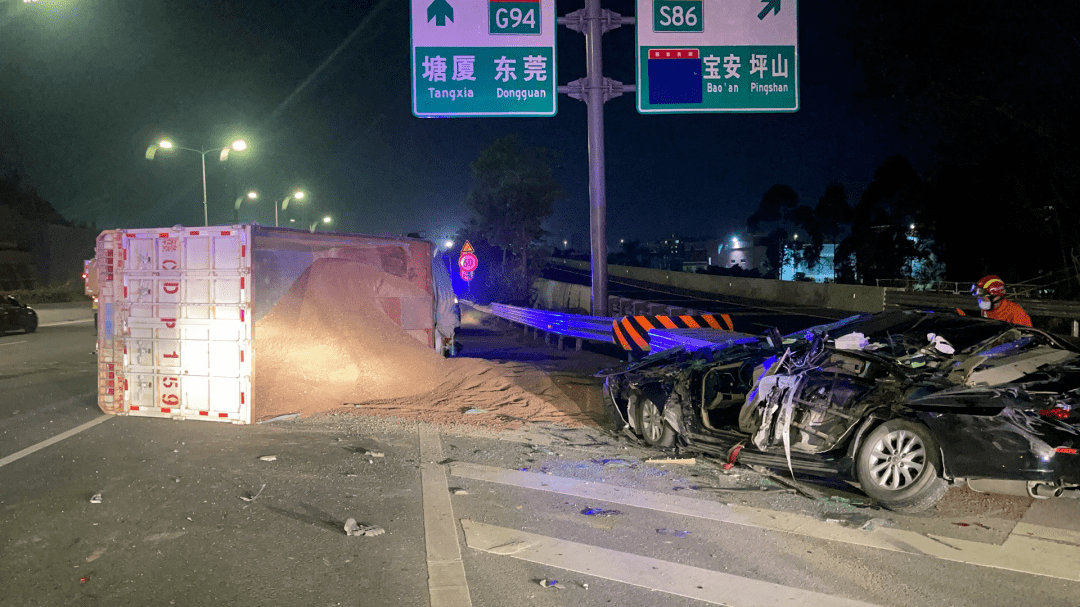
[95,230,122,414]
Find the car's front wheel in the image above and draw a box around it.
[635,394,676,448]
[23,315,37,333]
[856,419,948,513]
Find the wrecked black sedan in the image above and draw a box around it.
[601,310,1080,513]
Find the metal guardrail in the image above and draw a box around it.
[489,303,615,344]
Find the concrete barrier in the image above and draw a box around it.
[29,302,94,325]
[551,258,885,313]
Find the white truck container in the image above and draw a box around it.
[95,224,436,423]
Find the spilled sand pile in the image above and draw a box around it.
[252,257,591,428]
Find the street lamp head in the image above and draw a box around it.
[247,191,258,199]
[294,191,305,200]
[231,139,248,152]
[323,216,332,224]
[444,240,454,248]
[159,139,174,149]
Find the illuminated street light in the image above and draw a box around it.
[277,190,306,227]
[233,190,259,221]
[146,137,250,226]
[444,240,454,249]
[310,215,332,233]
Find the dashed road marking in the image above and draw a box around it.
[450,462,1080,581]
[462,519,882,607]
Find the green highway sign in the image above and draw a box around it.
[653,0,702,33]
[489,1,541,35]
[412,0,557,117]
[636,0,798,114]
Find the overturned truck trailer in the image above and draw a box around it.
[94,224,437,423]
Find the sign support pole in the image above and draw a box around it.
[558,3,635,316]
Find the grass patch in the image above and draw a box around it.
[8,280,90,304]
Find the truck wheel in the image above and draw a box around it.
[856,419,948,513]
[636,395,676,448]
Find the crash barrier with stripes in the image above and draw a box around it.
[611,313,734,355]
[488,303,616,350]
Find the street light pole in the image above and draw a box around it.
[200,152,209,227]
[146,138,248,226]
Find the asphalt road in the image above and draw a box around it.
[2,305,1080,606]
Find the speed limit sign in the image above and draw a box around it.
[459,252,478,272]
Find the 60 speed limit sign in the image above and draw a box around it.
[458,253,478,272]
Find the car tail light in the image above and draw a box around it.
[1040,408,1071,420]
[1055,447,1078,455]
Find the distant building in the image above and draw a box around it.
[781,243,837,282]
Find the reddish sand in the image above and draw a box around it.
[252,257,590,429]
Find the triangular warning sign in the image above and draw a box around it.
[460,240,475,254]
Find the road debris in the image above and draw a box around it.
[344,518,385,537]
[257,412,300,424]
[656,528,691,538]
[645,457,696,465]
[258,455,277,462]
[449,487,469,495]
[594,458,634,468]
[487,540,534,555]
[953,522,992,530]
[363,451,385,458]
[239,484,266,502]
[463,408,488,414]
[79,577,90,584]
[89,493,102,504]
[538,579,565,589]
[581,508,623,517]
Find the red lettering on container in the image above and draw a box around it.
[1056,447,1078,455]
[240,350,244,363]
[162,318,177,328]
[163,351,179,359]
[161,407,171,413]
[190,231,200,236]
[221,231,231,236]
[158,233,169,238]
[163,282,180,295]
[162,259,178,270]
[219,412,228,418]
[162,377,178,388]
[199,411,208,416]
[242,245,246,257]
[240,309,245,322]
[130,405,139,410]
[241,392,245,404]
[162,394,179,406]
[240,277,245,289]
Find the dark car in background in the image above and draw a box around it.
[601,310,1080,513]
[0,295,38,334]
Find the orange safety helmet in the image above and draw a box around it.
[972,275,1006,297]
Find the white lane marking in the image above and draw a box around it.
[450,462,1080,582]
[419,426,472,607]
[462,519,881,607]
[0,340,27,347]
[40,319,94,327]
[0,415,113,468]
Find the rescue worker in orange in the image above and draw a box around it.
[971,275,1032,327]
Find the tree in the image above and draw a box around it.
[464,134,563,299]
[747,184,818,278]
[843,0,1080,292]
[835,156,933,284]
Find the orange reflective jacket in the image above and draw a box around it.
[982,298,1032,327]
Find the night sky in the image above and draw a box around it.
[1,0,931,248]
